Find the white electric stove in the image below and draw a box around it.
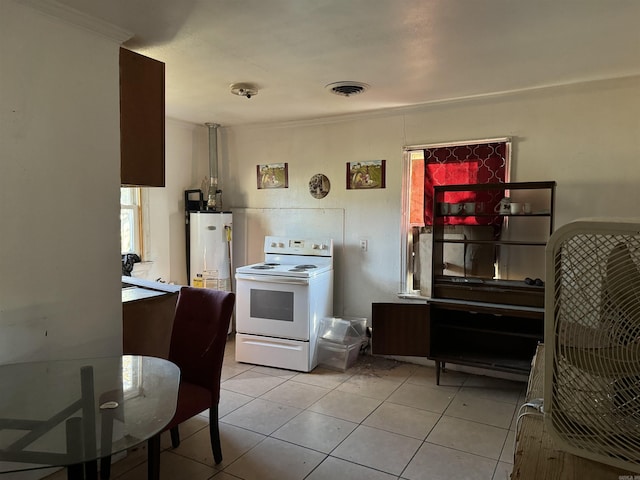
[235,236,334,371]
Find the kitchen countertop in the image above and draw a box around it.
[122,276,182,303]
[122,286,167,303]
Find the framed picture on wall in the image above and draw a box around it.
[257,163,288,189]
[347,160,386,189]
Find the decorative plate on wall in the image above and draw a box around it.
[309,174,330,199]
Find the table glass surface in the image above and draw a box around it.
[0,355,180,474]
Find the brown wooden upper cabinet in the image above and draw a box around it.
[119,48,165,187]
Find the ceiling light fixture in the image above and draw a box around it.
[325,81,370,97]
[230,82,258,99]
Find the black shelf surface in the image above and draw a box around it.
[436,324,542,340]
[429,351,533,374]
[433,239,547,246]
[436,212,551,218]
[433,181,556,192]
[433,276,544,290]
[428,297,544,314]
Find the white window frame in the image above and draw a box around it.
[120,187,143,255]
[400,138,511,298]
[400,149,423,296]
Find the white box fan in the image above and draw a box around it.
[545,218,640,472]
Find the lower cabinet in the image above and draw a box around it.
[122,289,178,359]
[371,300,543,384]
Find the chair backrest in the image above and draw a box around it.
[168,287,235,401]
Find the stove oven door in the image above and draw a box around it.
[235,273,310,340]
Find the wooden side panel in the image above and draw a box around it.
[122,291,178,359]
[371,302,429,356]
[120,48,165,187]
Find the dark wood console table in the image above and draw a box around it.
[428,298,543,384]
[371,300,541,384]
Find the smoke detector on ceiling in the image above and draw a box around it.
[230,83,258,99]
[325,81,370,97]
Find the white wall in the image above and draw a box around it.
[0,1,128,363]
[220,116,406,319]
[403,77,640,228]
[137,76,639,329]
[219,76,640,322]
[137,118,201,285]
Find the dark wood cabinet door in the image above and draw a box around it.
[371,302,430,356]
[120,48,165,187]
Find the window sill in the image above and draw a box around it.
[396,292,428,302]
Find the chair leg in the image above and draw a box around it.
[209,405,222,464]
[67,464,83,480]
[147,434,161,480]
[170,426,180,448]
[99,456,111,480]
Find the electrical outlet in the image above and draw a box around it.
[359,239,368,252]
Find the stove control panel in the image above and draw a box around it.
[264,236,333,257]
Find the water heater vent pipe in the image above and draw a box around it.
[205,122,220,210]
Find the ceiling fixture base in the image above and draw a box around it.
[230,83,258,99]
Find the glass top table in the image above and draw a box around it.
[0,355,180,477]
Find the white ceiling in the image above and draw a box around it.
[54,0,640,126]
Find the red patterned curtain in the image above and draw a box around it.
[423,141,508,226]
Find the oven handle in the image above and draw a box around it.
[235,273,309,285]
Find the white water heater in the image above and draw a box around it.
[188,211,233,292]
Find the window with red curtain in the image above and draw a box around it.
[423,141,508,226]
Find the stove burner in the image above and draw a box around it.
[252,265,275,270]
[264,263,280,266]
[289,264,318,271]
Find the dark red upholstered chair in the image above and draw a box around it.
[147,286,235,479]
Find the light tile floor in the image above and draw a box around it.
[43,338,526,480]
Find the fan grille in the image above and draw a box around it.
[547,227,640,471]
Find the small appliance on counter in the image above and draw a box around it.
[121,253,141,276]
